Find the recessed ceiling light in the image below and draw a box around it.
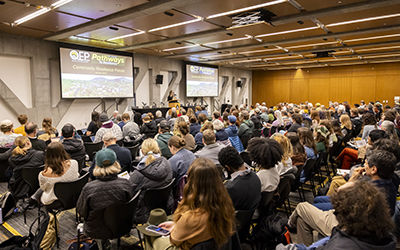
[107,31,145,41]
[116,4,121,7]
[148,18,202,32]
[163,45,199,51]
[344,34,400,43]
[206,0,285,19]
[203,37,250,46]
[327,13,400,27]
[256,26,319,38]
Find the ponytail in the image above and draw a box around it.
[141,139,161,166]
[145,151,156,166]
[12,136,29,156]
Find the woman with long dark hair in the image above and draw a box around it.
[86,111,101,136]
[156,158,236,250]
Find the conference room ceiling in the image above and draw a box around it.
[1,0,400,70]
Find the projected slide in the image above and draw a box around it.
[60,47,134,98]
[186,64,218,97]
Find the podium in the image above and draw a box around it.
[168,99,180,114]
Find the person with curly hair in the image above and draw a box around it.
[247,138,283,192]
[287,149,397,246]
[278,180,396,249]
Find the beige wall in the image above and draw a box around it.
[252,62,400,107]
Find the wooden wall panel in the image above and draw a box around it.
[251,62,400,106]
[273,80,291,104]
[309,79,330,106]
[351,77,376,104]
[329,77,352,103]
[376,76,400,106]
[291,79,309,104]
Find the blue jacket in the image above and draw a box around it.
[168,149,196,187]
[215,129,229,142]
[225,125,238,137]
[229,136,244,153]
[190,123,201,137]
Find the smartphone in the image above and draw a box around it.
[145,225,170,236]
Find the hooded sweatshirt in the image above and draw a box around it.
[238,120,254,137]
[156,132,173,159]
[62,138,86,160]
[129,156,173,223]
[8,149,45,198]
[140,120,157,139]
[225,124,239,138]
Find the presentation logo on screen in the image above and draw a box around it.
[69,50,90,63]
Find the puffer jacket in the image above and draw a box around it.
[62,138,86,160]
[225,125,239,137]
[129,157,173,223]
[8,149,45,198]
[76,174,133,239]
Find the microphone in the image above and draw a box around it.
[187,101,190,106]
[161,102,165,106]
[142,102,147,106]
[153,102,157,106]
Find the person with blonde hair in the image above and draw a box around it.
[77,148,133,249]
[270,133,297,177]
[172,117,186,137]
[129,138,173,223]
[8,136,45,199]
[37,117,58,141]
[168,136,196,187]
[340,114,352,137]
[156,158,236,250]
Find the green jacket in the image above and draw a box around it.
[238,120,254,137]
[155,132,173,159]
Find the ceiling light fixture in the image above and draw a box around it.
[13,0,73,25]
[148,18,202,32]
[239,48,280,54]
[285,41,338,49]
[256,26,318,38]
[327,13,400,27]
[206,0,286,19]
[163,44,200,51]
[356,45,400,52]
[344,34,400,43]
[107,31,145,41]
[231,59,262,63]
[203,37,250,46]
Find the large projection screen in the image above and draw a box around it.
[186,64,219,97]
[59,46,134,99]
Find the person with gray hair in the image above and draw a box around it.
[77,148,133,250]
[381,120,399,142]
[89,132,132,180]
[154,110,166,125]
[260,107,269,123]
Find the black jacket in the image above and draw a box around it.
[155,117,166,125]
[76,174,133,239]
[62,138,86,160]
[8,149,45,198]
[28,137,46,151]
[129,157,173,223]
[140,121,157,139]
[89,144,132,179]
[318,227,396,250]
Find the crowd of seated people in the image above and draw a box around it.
[1,99,400,249]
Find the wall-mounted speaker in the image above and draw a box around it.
[236,80,242,87]
[156,75,163,84]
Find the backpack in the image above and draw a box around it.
[27,210,50,250]
[252,210,292,250]
[0,191,16,221]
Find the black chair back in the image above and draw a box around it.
[236,208,256,243]
[126,144,140,160]
[21,165,45,197]
[240,134,252,150]
[116,138,124,147]
[302,158,317,183]
[274,176,291,209]
[76,130,84,136]
[84,141,103,161]
[75,156,86,173]
[144,178,175,212]
[252,129,262,138]
[103,190,141,239]
[291,164,305,192]
[216,164,228,181]
[81,135,93,143]
[257,191,274,219]
[54,173,89,210]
